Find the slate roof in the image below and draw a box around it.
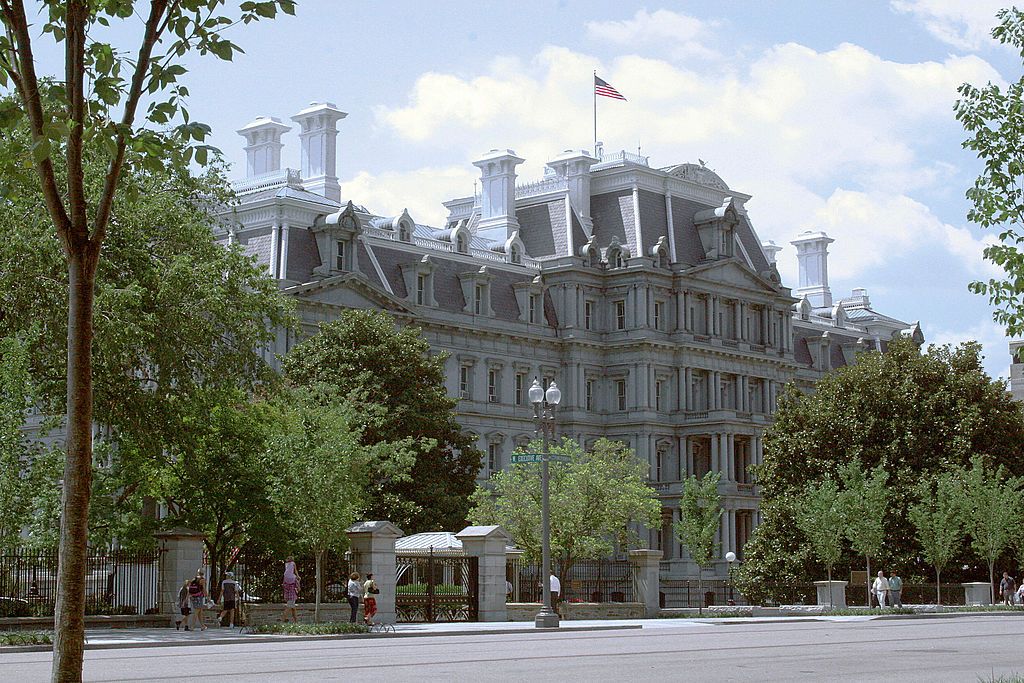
[516,200,565,257]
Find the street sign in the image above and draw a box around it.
[510,453,571,464]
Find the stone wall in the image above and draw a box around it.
[246,602,359,626]
[506,602,645,621]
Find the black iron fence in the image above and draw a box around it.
[232,551,356,604]
[507,557,636,603]
[0,546,159,617]
[396,551,479,622]
[661,579,741,608]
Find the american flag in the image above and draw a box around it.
[595,75,627,101]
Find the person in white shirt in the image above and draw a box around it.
[872,570,890,608]
[549,573,562,614]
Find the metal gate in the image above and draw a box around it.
[395,551,479,622]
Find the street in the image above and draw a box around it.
[2,615,1022,682]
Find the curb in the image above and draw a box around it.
[0,624,641,654]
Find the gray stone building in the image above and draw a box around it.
[221,102,921,589]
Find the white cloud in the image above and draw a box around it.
[926,316,1012,381]
[891,0,1005,51]
[585,9,721,60]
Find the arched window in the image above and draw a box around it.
[609,248,624,269]
[510,245,521,264]
[658,248,669,269]
[456,233,468,254]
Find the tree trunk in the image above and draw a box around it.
[52,248,97,683]
[827,565,833,609]
[936,568,941,605]
[697,566,702,616]
[315,550,322,624]
[989,560,995,605]
[865,555,871,608]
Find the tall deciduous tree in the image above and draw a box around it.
[740,339,1024,602]
[959,456,1023,604]
[793,479,845,608]
[674,471,722,615]
[283,310,481,533]
[839,460,889,607]
[469,438,660,581]
[957,8,1024,335]
[0,3,294,677]
[268,386,416,622]
[0,334,33,548]
[909,472,964,604]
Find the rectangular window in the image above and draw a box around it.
[654,301,664,331]
[335,240,346,270]
[655,380,663,412]
[585,380,594,411]
[584,301,593,330]
[474,284,485,315]
[515,373,526,405]
[459,366,470,398]
[615,300,626,330]
[488,369,498,403]
[488,442,499,472]
[616,379,626,411]
[416,274,426,305]
[529,293,540,324]
[655,449,664,481]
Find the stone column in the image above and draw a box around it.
[685,437,694,478]
[269,223,281,278]
[704,295,713,335]
[457,525,511,622]
[726,434,735,482]
[683,367,693,410]
[346,521,404,624]
[154,528,206,618]
[710,433,720,473]
[629,549,663,617]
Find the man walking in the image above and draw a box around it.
[999,572,1016,606]
[887,570,903,608]
[872,570,889,608]
[219,571,239,628]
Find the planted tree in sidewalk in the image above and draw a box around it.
[959,456,1023,604]
[268,386,416,622]
[838,460,889,606]
[794,479,845,608]
[909,471,964,604]
[469,438,660,585]
[0,2,295,676]
[674,471,722,615]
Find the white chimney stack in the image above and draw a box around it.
[472,149,524,243]
[761,240,782,265]
[237,116,291,177]
[791,230,835,309]
[291,102,347,202]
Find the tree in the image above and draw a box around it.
[793,479,845,608]
[838,460,889,607]
[909,471,964,604]
[956,8,1024,336]
[959,456,1023,604]
[283,310,481,533]
[469,438,660,581]
[674,471,722,615]
[0,3,294,676]
[0,334,32,548]
[268,386,416,622]
[741,339,1024,601]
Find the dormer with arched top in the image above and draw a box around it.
[693,197,739,260]
[580,237,600,268]
[650,236,670,268]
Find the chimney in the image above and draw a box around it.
[547,149,597,236]
[790,230,835,309]
[291,102,347,202]
[237,116,291,177]
[472,149,525,244]
[761,240,782,265]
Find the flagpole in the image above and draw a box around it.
[593,70,597,156]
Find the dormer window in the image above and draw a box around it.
[474,284,486,315]
[335,240,346,270]
[608,247,624,269]
[399,224,411,242]
[457,233,469,254]
[528,293,541,324]
[416,274,427,305]
[658,248,669,269]
[720,226,733,257]
[510,245,521,264]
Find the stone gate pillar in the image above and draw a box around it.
[456,525,511,622]
[629,549,663,618]
[154,527,206,617]
[346,521,403,624]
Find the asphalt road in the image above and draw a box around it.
[3,615,1022,682]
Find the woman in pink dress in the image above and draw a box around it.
[281,556,300,623]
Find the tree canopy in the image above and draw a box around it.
[283,310,480,533]
[739,339,1024,600]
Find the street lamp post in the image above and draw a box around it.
[725,551,736,606]
[529,377,561,629]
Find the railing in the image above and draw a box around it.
[599,150,650,166]
[230,168,303,195]
[396,552,479,622]
[684,411,709,420]
[694,334,711,343]
[661,579,742,608]
[233,550,356,604]
[507,557,636,604]
[722,339,739,348]
[0,546,159,617]
[515,177,567,198]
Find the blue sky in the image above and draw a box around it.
[28,1,1024,379]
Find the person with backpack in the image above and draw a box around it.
[347,572,362,623]
[362,573,379,625]
[187,570,208,631]
[176,579,191,631]
[219,571,239,628]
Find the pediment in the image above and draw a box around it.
[686,258,780,295]
[283,272,412,313]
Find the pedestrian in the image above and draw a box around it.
[362,573,378,625]
[347,572,362,623]
[187,570,208,631]
[506,579,513,602]
[1016,580,1024,606]
[549,573,562,616]
[999,572,1016,606]
[219,571,239,628]
[887,570,903,608]
[176,579,191,631]
[281,556,300,623]
[872,570,889,608]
